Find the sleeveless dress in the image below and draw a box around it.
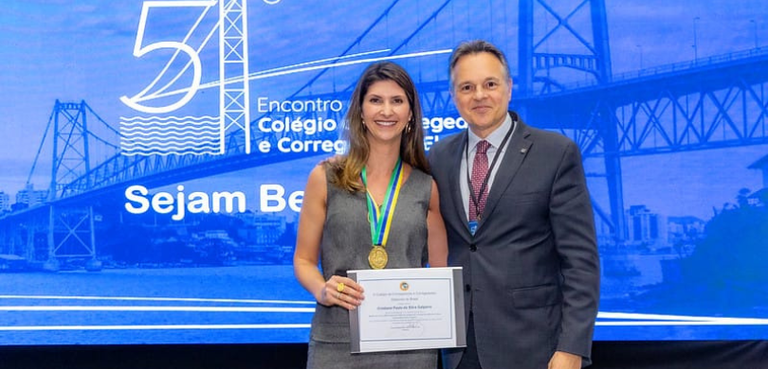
[305,165,437,369]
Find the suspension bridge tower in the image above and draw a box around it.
[517,0,626,241]
[44,100,101,271]
[220,0,251,154]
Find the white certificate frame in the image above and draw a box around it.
[348,266,466,353]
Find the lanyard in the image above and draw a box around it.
[464,121,515,220]
[361,157,404,246]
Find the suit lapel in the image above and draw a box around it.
[445,131,470,233]
[476,119,533,234]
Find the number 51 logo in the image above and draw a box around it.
[119,0,251,156]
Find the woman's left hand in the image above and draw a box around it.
[318,275,365,310]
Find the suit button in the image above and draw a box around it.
[469,243,477,252]
[465,284,471,292]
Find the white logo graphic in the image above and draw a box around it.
[120,0,251,156]
[118,1,454,157]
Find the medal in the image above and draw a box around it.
[361,158,404,270]
[368,245,388,269]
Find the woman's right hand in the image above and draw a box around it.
[318,275,365,310]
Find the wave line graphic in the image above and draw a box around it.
[121,137,218,145]
[121,144,219,151]
[121,121,218,128]
[121,125,219,133]
[122,144,220,151]
[120,121,218,127]
[120,115,219,122]
[121,132,219,140]
[122,151,219,157]
[119,115,222,155]
[121,126,219,134]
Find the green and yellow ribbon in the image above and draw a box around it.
[361,157,404,246]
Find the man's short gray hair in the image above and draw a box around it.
[448,40,511,89]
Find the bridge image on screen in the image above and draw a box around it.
[0,0,766,345]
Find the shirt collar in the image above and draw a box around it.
[467,113,515,153]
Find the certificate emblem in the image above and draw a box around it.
[368,245,388,269]
[399,282,409,291]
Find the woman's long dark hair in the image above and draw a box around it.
[328,61,429,192]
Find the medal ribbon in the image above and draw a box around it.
[361,157,404,246]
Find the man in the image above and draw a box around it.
[428,40,600,369]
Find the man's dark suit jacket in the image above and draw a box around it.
[429,112,600,369]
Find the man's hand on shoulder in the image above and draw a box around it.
[548,351,582,369]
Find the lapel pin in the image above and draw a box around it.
[520,148,528,154]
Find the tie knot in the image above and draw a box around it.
[476,140,490,154]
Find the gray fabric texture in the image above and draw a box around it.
[306,164,437,369]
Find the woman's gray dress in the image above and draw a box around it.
[306,166,437,369]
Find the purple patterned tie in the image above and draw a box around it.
[469,140,490,221]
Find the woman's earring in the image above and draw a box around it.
[406,123,412,134]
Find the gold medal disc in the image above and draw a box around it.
[368,245,388,269]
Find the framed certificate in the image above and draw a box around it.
[347,267,466,353]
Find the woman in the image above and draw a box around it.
[293,61,448,369]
